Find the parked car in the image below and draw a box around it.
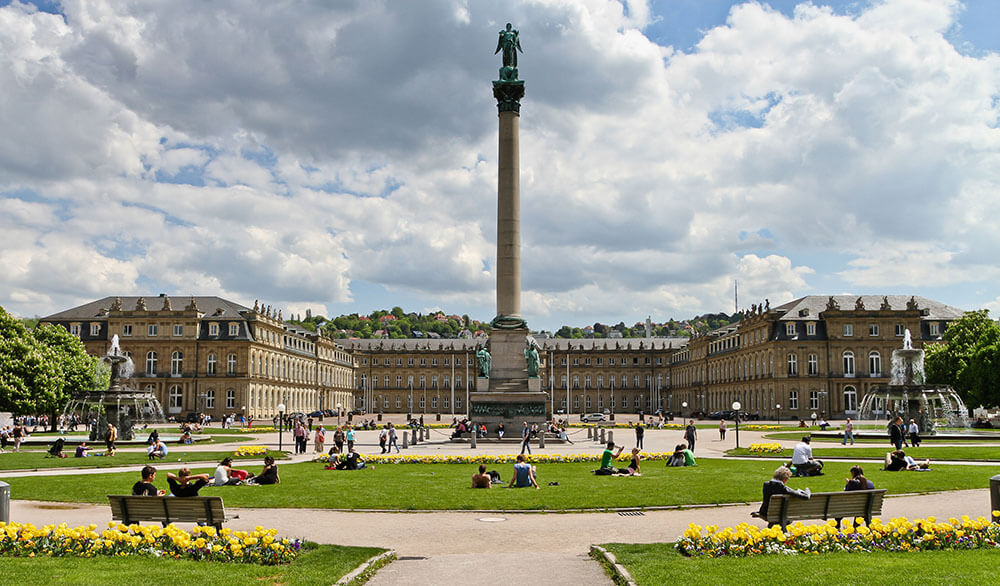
[183,412,203,423]
[308,410,324,418]
[581,412,607,423]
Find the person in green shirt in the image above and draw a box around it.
[682,444,697,466]
[595,441,624,475]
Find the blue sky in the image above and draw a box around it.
[1,0,999,330]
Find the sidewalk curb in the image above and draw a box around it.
[336,549,396,585]
[590,545,636,586]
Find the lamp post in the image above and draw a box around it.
[336,402,342,427]
[682,401,688,419]
[732,401,742,449]
[277,403,286,452]
[775,403,781,424]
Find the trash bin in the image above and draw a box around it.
[990,475,1000,515]
[0,481,9,523]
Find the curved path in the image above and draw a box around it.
[5,420,1000,585]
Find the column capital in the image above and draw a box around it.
[493,80,525,113]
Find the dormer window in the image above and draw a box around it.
[785,323,796,336]
[806,322,816,336]
[209,323,219,336]
[228,323,239,336]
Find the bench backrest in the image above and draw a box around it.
[108,495,226,527]
[766,489,886,526]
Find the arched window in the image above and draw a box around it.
[207,353,217,375]
[869,351,881,376]
[170,351,183,375]
[843,351,855,376]
[145,351,157,376]
[844,385,858,412]
[227,353,237,375]
[787,354,798,376]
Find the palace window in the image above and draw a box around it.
[209,323,219,336]
[226,389,235,409]
[432,358,438,366]
[869,324,879,336]
[122,324,133,336]
[67,324,79,336]
[573,376,580,389]
[895,324,905,336]
[455,397,462,409]
[228,323,239,336]
[171,351,183,376]
[168,385,182,408]
[90,324,101,336]
[788,391,798,410]
[145,351,157,375]
[205,390,215,409]
[227,353,237,375]
[585,376,591,389]
[806,322,816,336]
[148,324,158,336]
[787,354,798,376]
[173,324,183,336]
[810,391,819,410]
[785,323,796,336]
[586,396,592,409]
[808,354,818,375]
[843,351,856,376]
[843,324,853,337]
[869,351,881,376]
[407,358,414,366]
[420,359,426,367]
[844,386,858,412]
[930,322,940,336]
[207,353,217,375]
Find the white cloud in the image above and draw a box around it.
[1,0,999,328]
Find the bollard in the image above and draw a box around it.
[0,481,8,523]
[991,475,1000,515]
[471,431,477,449]
[539,432,546,449]
[402,431,409,449]
[413,429,419,445]
[587,427,593,439]
[608,430,614,445]
[423,427,428,441]
[600,428,606,444]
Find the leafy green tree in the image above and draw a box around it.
[32,323,104,429]
[0,307,64,415]
[925,310,1000,407]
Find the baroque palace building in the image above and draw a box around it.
[40,295,356,420]
[42,294,963,420]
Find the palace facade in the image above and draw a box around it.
[42,294,964,420]
[40,295,356,420]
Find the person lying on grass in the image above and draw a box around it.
[885,450,931,471]
[508,454,539,489]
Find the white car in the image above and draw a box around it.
[581,413,607,423]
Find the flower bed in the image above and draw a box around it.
[747,443,784,455]
[741,425,782,431]
[312,452,674,465]
[0,522,301,565]
[239,427,276,433]
[677,513,1000,557]
[233,446,269,457]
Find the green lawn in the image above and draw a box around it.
[4,459,997,510]
[729,446,1000,461]
[598,544,1000,585]
[0,543,385,586]
[0,449,286,471]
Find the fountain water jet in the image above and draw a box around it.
[62,334,166,441]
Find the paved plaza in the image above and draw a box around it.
[5,420,999,584]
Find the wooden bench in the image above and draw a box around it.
[108,495,237,530]
[751,489,886,529]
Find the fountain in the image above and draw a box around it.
[63,335,166,441]
[857,329,969,434]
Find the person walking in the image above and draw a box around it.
[842,418,855,445]
[314,426,325,453]
[387,422,400,453]
[888,416,905,451]
[520,421,532,455]
[908,419,921,447]
[635,421,644,449]
[379,426,388,454]
[719,419,727,441]
[684,420,698,453]
[293,421,307,454]
[346,426,356,452]
[332,426,345,454]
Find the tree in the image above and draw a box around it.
[32,323,105,429]
[0,307,64,415]
[925,310,1000,407]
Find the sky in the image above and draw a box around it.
[1,0,999,332]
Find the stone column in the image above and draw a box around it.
[497,110,521,319]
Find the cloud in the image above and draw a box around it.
[1,0,999,329]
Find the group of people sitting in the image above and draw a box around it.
[130,457,280,496]
[756,464,876,520]
[471,454,539,489]
[885,449,931,471]
[325,449,368,470]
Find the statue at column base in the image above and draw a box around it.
[491,314,527,329]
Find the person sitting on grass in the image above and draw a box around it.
[472,464,492,488]
[74,442,89,458]
[508,454,539,489]
[667,443,696,467]
[132,465,165,496]
[844,465,874,491]
[617,448,641,476]
[214,456,253,485]
[179,429,193,444]
[595,441,624,475]
[755,466,810,523]
[147,439,168,460]
[166,468,212,497]
[791,436,823,476]
[249,456,280,485]
[47,438,67,458]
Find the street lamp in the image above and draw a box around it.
[775,403,781,425]
[277,403,286,451]
[732,401,742,449]
[681,401,688,419]
[336,402,342,427]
